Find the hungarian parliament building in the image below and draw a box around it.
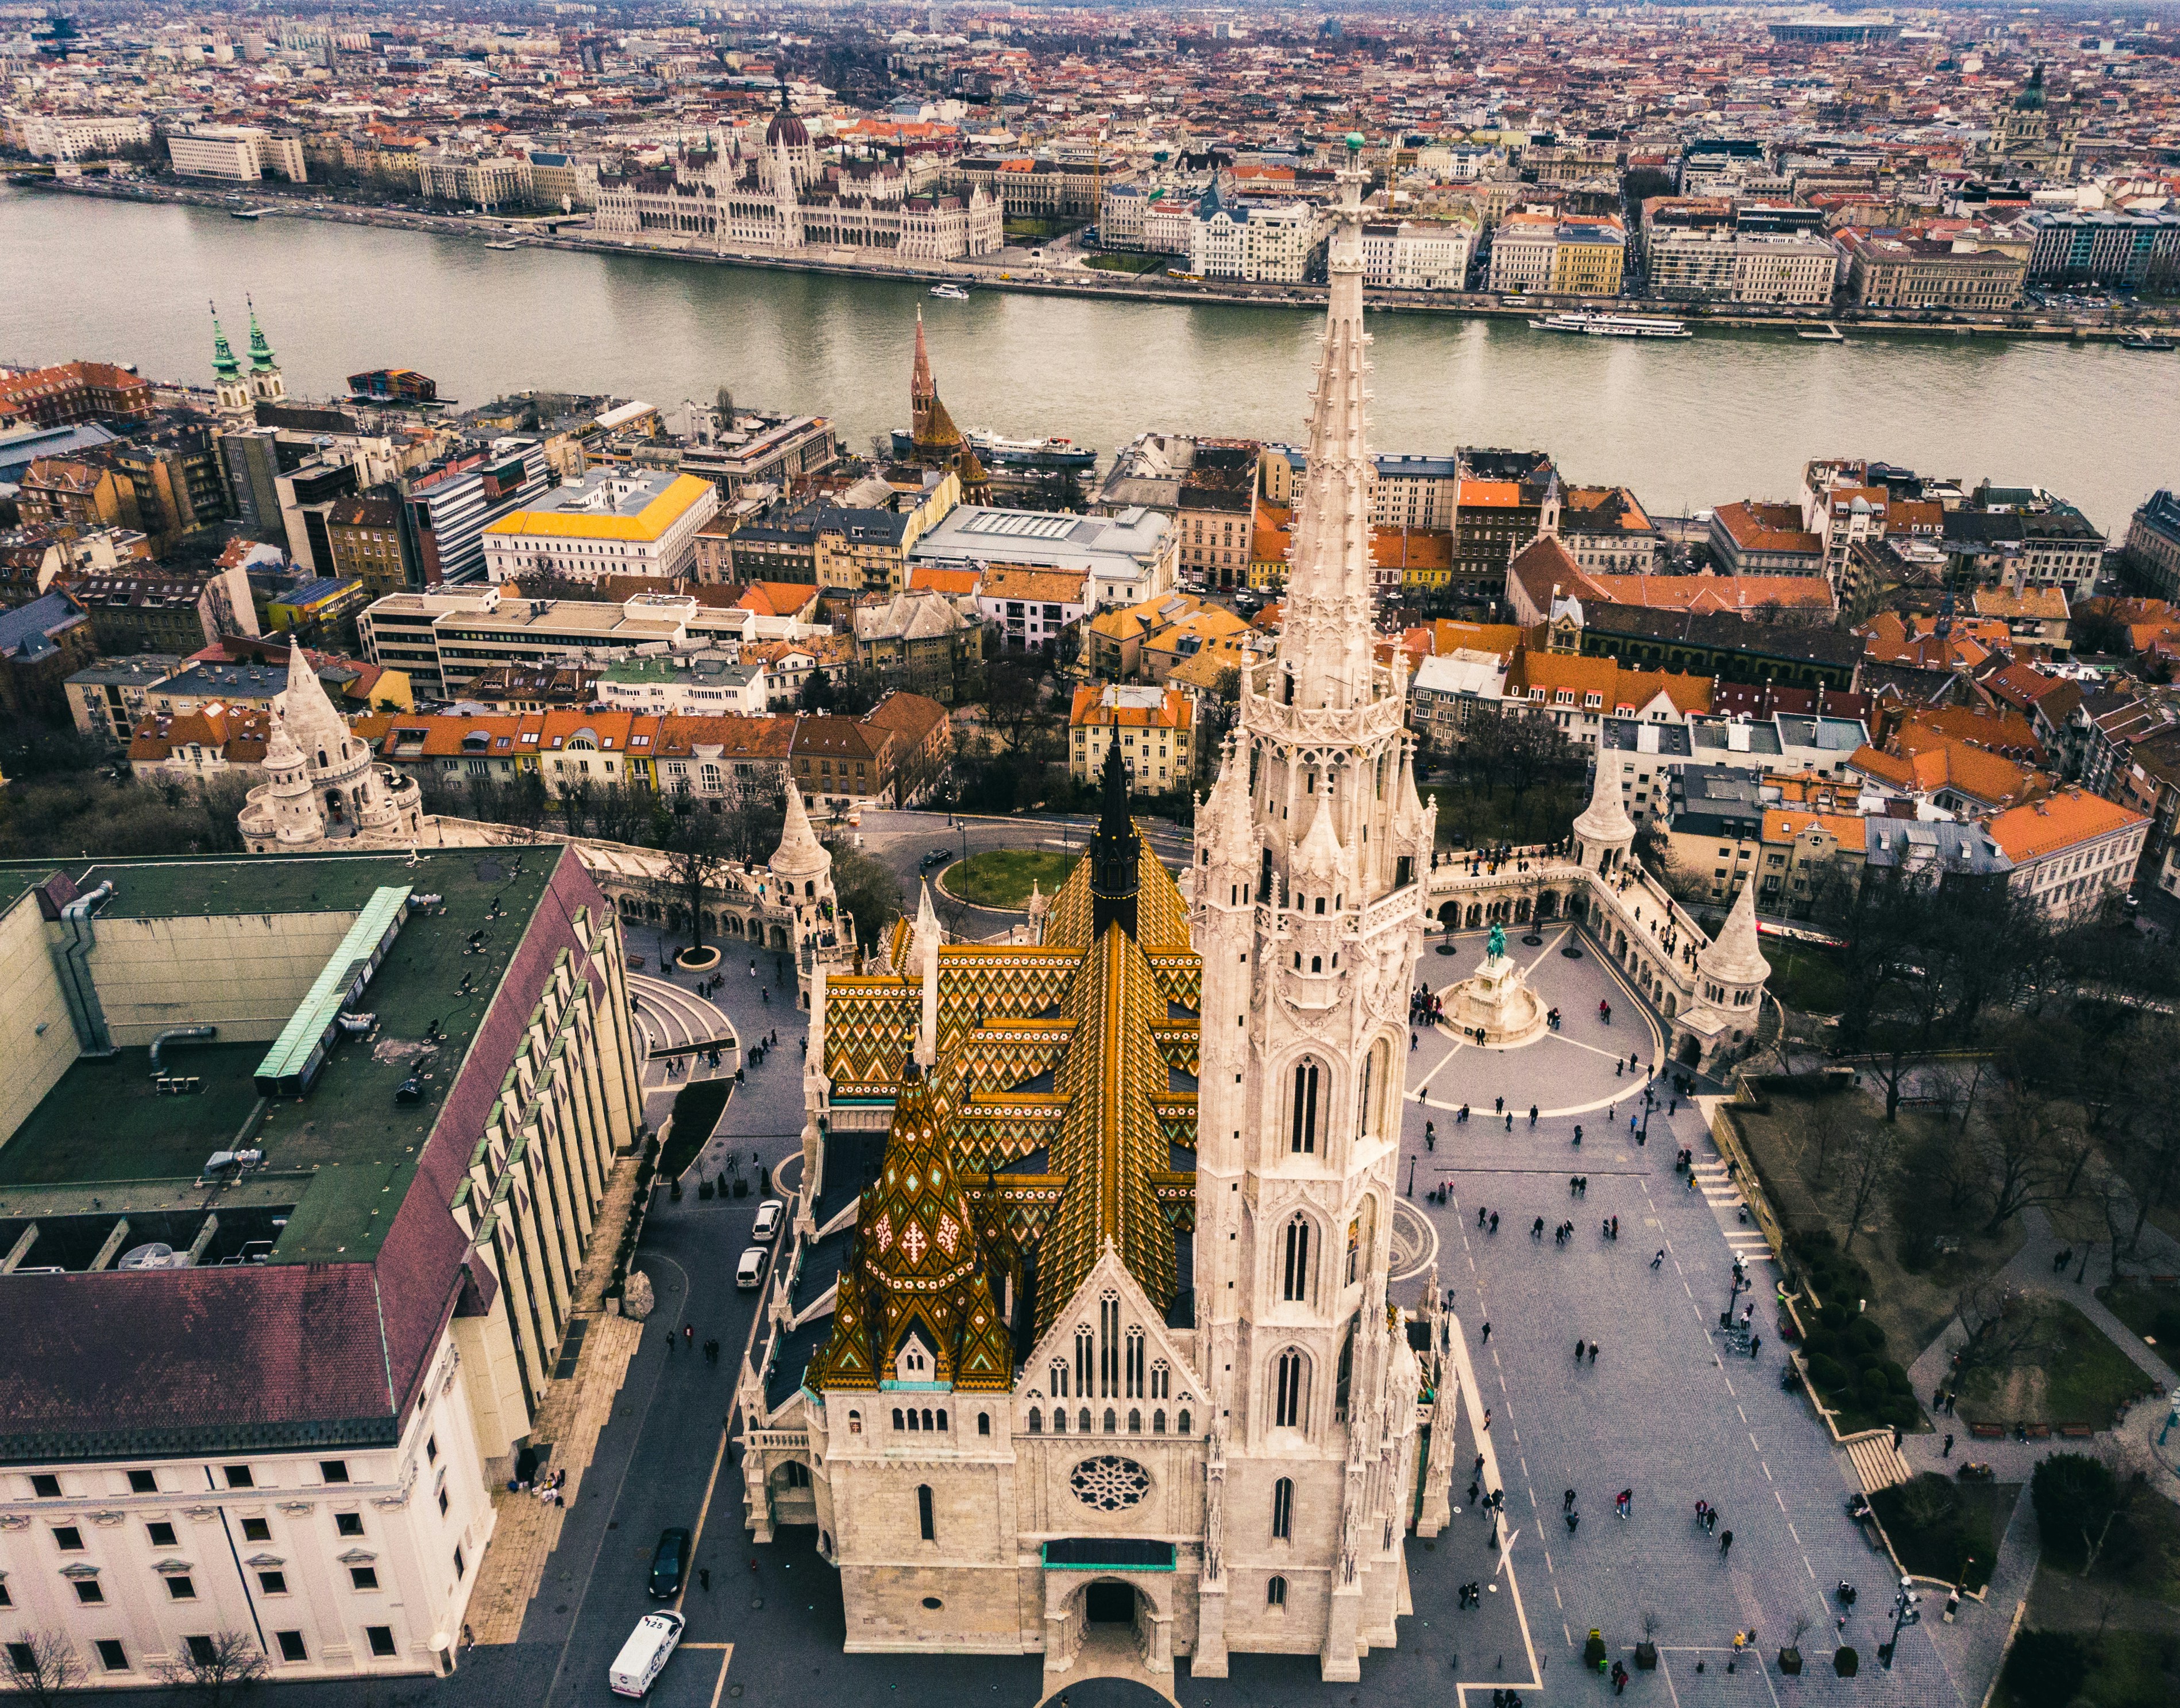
[593,102,1003,260]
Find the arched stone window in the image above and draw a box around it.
[1267,1576,1288,1607]
[1274,1349,1309,1429]
[1271,1476,1295,1540]
[1028,1408,1042,1433]
[1282,1215,1313,1302]
[1289,1059,1320,1154]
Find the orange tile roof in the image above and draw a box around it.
[1457,479,1524,508]
[1987,789,2147,863]
[1763,808,1868,846]
[1068,685,1193,732]
[1583,572,1835,614]
[908,565,983,596]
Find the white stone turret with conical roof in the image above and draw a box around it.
[1573,747,1635,873]
[1700,876,1771,993]
[767,780,854,1009]
[238,642,423,851]
[912,878,942,1070]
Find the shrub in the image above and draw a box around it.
[1857,1367,1892,1403]
[1847,1317,1886,1355]
[2000,1631,2086,1706]
[1807,1354,1848,1390]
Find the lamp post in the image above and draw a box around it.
[1639,1086,1655,1148]
[1406,1154,1417,1198]
[1878,1579,1920,1670]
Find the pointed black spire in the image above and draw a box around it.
[1089,742,1140,940]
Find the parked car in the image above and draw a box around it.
[736,1246,769,1289]
[609,1611,685,1697]
[752,1198,786,1242]
[646,1528,691,1599]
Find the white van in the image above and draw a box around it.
[609,1611,685,1698]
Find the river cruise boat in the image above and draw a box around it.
[1529,311,1691,338]
[966,430,1098,471]
[928,283,971,300]
[2117,333,2175,352]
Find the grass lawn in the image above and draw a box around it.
[1957,1297,2152,1430]
[1767,940,1851,1014]
[660,1078,731,1180]
[1869,1475,2013,1591]
[2095,1278,2180,1348]
[1085,251,1174,275]
[945,849,1080,909]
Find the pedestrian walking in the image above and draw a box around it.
[1477,1206,1488,1229]
[1563,1489,1577,1512]
[1575,1338,1586,1361]
[684,1323,694,1349]
[1495,1096,1504,1114]
[1480,1321,1492,1343]
[1942,1432,1955,1458]
[1488,1210,1499,1234]
[1749,1335,1761,1358]
[1650,1249,1665,1270]
[1505,1112,1513,1132]
[1588,1343,1599,1365]
[1616,1488,1631,1518]
[1533,1216,1546,1239]
[1565,1510,1580,1534]
[699,1567,711,1592]
[1719,1529,1733,1558]
[1529,1104,1538,1126]
[1573,1124,1583,1148]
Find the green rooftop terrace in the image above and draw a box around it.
[0,848,566,1266]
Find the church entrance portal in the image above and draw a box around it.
[1085,1580,1136,1624]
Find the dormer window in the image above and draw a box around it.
[893,1333,935,1385]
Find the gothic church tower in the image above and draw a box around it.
[1189,134,1436,1681]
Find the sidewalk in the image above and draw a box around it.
[1900,1206,2179,1487]
[466,1151,649,1644]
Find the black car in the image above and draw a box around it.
[647,1527,692,1599]
[920,847,954,869]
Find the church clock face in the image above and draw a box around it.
[1070,1456,1151,1513]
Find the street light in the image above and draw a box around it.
[1406,1154,1417,1198]
[1878,1578,1920,1670]
[1639,1086,1655,1147]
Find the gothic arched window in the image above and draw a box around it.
[1274,1350,1309,1430]
[1271,1476,1295,1540]
[1282,1216,1313,1302]
[1290,1060,1319,1154]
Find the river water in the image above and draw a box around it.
[5,184,2174,534]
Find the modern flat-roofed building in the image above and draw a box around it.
[481,471,718,587]
[0,847,643,1683]
[2124,491,2180,604]
[912,504,1176,611]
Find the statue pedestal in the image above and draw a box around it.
[1447,950,1548,1047]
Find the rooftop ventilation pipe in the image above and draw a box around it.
[53,881,118,1058]
[150,1024,218,1075]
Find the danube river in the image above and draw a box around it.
[5,185,2175,534]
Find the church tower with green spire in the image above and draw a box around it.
[210,303,253,425]
[244,296,285,406]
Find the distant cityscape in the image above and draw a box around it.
[6,6,2180,329]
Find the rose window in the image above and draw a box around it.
[1070,1456,1150,1513]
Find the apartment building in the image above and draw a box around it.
[481,470,717,586]
[1836,230,2025,310]
[1067,683,1193,793]
[1988,789,2149,920]
[1359,219,1473,291]
[1189,190,1317,283]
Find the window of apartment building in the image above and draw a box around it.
[258,1570,288,1595]
[335,1512,365,1538]
[30,1475,61,1498]
[72,1579,104,1606]
[223,1466,254,1490]
[452,1545,465,1581]
[349,1564,380,1591]
[241,1518,271,1543]
[52,1526,84,1551]
[129,1470,159,1494]
[366,1626,398,1659]
[146,1521,177,1548]
[165,1576,196,1601]
[95,1640,128,1672]
[276,1632,308,1664]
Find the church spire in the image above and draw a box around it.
[245,296,276,373]
[210,302,240,380]
[1275,133,1378,712]
[1089,742,1140,940]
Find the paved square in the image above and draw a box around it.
[1403,927,1964,1705]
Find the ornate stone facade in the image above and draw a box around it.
[239,643,425,851]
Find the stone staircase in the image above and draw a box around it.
[1843,1431,1914,1493]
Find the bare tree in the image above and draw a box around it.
[1951,1278,2056,1388]
[1837,1116,1900,1254]
[153,1631,265,1708]
[1978,1083,2079,1235]
[654,801,733,963]
[4,1630,84,1707]
[1802,1093,1854,1189]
